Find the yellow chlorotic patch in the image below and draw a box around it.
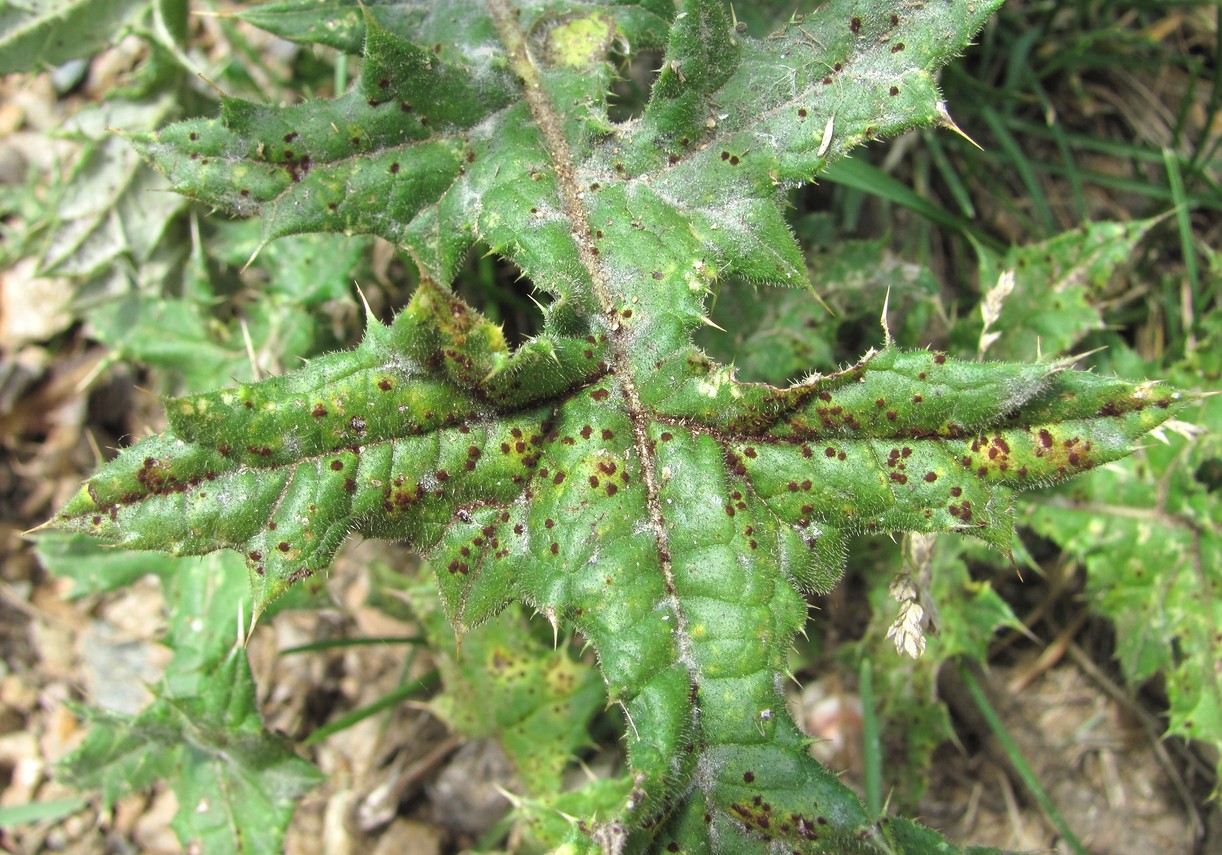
[547,15,614,68]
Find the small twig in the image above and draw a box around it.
[1007,608,1090,694]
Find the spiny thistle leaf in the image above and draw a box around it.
[52,1,1187,851]
[58,650,322,854]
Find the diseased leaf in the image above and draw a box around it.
[972,218,1158,361]
[411,574,608,837]
[701,238,943,382]
[51,290,1182,852]
[1024,341,1222,791]
[237,0,672,56]
[51,0,1189,851]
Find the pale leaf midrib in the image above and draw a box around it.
[484,0,698,807]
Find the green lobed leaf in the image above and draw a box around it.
[53,0,1190,851]
[51,305,1182,852]
[0,0,149,74]
[237,0,674,56]
[87,227,365,393]
[700,237,943,382]
[39,98,186,279]
[972,218,1159,361]
[132,0,1003,306]
[411,574,606,796]
[1024,340,1222,791]
[37,535,325,853]
[58,652,322,855]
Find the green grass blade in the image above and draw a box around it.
[1031,80,1087,223]
[279,636,425,655]
[922,131,976,219]
[0,797,87,828]
[1162,146,1201,338]
[303,669,441,745]
[860,658,882,818]
[823,158,1002,252]
[980,106,1056,236]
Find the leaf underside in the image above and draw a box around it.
[53,1,1185,852]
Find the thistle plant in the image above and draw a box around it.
[45,0,1186,852]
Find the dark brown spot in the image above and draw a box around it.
[889,86,899,97]
[850,16,861,33]
[277,542,291,552]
